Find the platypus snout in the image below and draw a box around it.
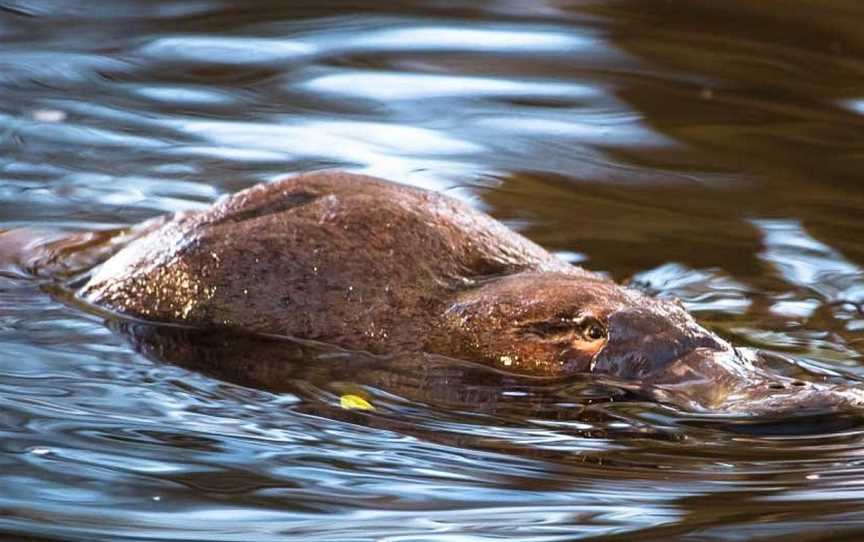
[620,344,864,414]
[588,306,864,414]
[591,306,729,379]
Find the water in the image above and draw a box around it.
[2,0,864,540]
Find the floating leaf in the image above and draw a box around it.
[340,394,374,411]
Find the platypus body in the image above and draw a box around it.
[9,171,864,414]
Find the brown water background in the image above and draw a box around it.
[2,1,864,540]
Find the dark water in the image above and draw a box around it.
[2,1,864,540]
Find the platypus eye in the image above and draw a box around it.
[582,319,606,341]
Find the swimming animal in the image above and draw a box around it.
[6,171,863,414]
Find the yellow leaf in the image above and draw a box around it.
[340,394,374,411]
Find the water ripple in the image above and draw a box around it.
[2,1,864,540]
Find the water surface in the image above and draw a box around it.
[2,1,864,540]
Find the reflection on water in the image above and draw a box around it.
[2,0,864,540]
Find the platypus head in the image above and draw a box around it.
[440,272,725,376]
[438,272,864,414]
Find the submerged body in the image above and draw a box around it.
[9,171,864,414]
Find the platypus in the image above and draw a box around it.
[6,171,864,414]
